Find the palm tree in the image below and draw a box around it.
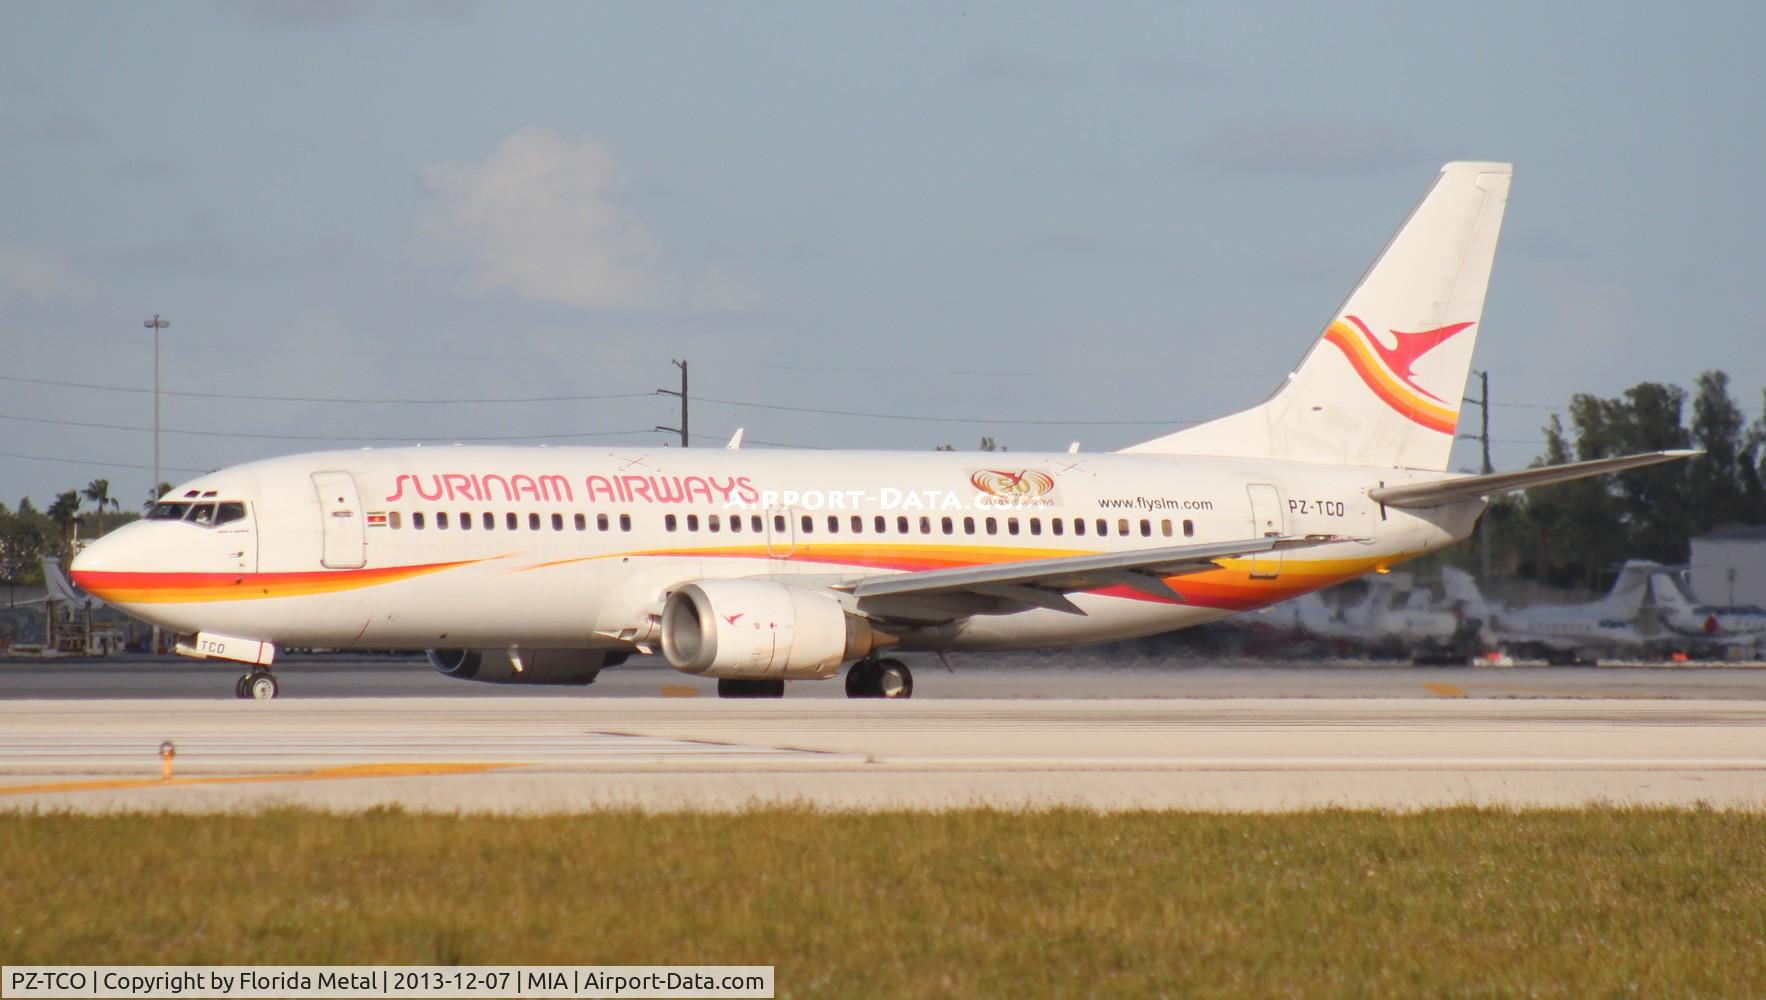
[82,479,118,536]
[47,491,81,544]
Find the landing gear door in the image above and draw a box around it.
[312,471,366,569]
[1247,483,1284,579]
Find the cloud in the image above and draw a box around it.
[1184,114,1440,176]
[0,247,93,303]
[963,49,1068,86]
[418,128,761,312]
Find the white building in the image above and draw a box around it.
[1690,526,1766,609]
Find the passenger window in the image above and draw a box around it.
[709,514,721,533]
[1140,519,1151,537]
[985,517,997,535]
[1096,518,1108,536]
[1183,519,1195,538]
[552,513,563,531]
[596,514,608,531]
[827,515,839,534]
[775,515,786,533]
[729,514,742,533]
[483,512,495,530]
[751,515,763,533]
[897,516,909,534]
[1074,518,1085,536]
[875,515,887,534]
[941,517,953,535]
[503,512,515,531]
[460,512,471,531]
[1161,519,1173,537]
[687,514,699,532]
[186,503,217,526]
[852,515,864,533]
[437,512,449,529]
[919,516,931,534]
[414,512,426,530]
[1030,518,1042,536]
[666,514,678,532]
[387,511,401,530]
[215,502,246,526]
[1119,519,1131,536]
[529,513,541,530]
[963,516,975,535]
[1007,518,1019,536]
[801,515,814,534]
[619,514,631,532]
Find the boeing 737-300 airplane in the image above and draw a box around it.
[70,162,1693,699]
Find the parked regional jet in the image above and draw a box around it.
[70,163,1693,698]
[1450,560,1660,663]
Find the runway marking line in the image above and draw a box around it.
[0,762,518,797]
[1424,683,1468,698]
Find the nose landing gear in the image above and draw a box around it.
[235,670,279,700]
[845,657,913,699]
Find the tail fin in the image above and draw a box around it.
[1124,162,1512,470]
[1596,560,1662,619]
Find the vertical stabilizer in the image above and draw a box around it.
[1124,162,1512,471]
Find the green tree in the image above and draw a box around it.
[82,478,118,536]
[46,491,81,548]
[1687,371,1753,530]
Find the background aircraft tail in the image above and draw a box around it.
[1123,162,1512,471]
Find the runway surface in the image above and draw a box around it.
[4,695,1764,813]
[6,654,1766,700]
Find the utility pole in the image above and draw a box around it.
[656,359,689,447]
[143,314,170,502]
[1460,369,1493,583]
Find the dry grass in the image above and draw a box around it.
[4,808,1765,997]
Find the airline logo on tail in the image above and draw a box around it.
[1322,315,1474,434]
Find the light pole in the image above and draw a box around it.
[143,314,169,502]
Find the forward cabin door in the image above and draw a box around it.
[1246,483,1284,579]
[313,471,366,569]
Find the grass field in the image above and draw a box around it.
[4,808,1765,997]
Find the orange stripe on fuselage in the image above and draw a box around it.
[72,559,480,604]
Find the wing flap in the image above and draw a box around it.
[846,535,1342,603]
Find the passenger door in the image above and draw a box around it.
[312,471,366,569]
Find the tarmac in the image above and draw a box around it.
[2,657,1764,813]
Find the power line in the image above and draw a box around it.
[694,395,1191,426]
[0,373,653,406]
[0,449,210,475]
[0,412,659,443]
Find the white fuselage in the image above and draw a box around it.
[71,446,1480,657]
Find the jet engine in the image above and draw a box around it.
[660,580,886,679]
[426,648,624,685]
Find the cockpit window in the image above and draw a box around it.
[149,499,247,527]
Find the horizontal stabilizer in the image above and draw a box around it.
[1368,450,1698,508]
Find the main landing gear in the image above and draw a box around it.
[846,657,913,699]
[234,669,279,700]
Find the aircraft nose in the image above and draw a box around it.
[68,527,143,597]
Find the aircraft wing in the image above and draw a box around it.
[841,535,1341,616]
[1369,450,1697,509]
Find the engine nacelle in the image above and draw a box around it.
[426,648,625,685]
[660,580,886,679]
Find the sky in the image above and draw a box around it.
[2,1,1762,510]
